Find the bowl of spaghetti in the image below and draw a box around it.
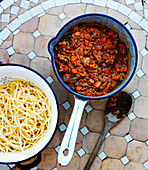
[0,63,58,167]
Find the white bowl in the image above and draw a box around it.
[0,64,58,163]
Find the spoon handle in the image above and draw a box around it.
[84,119,115,170]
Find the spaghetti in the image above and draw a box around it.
[0,79,51,153]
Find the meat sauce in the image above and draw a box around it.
[54,23,129,97]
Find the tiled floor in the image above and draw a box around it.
[0,0,148,169]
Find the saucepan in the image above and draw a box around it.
[48,13,138,166]
[0,63,58,169]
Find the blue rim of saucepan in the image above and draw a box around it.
[48,13,138,100]
[0,63,59,164]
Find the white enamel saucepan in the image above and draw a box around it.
[48,13,138,166]
[0,63,58,169]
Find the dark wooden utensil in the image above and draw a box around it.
[84,91,132,170]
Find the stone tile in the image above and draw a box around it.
[86,110,104,133]
[144,9,148,18]
[0,6,3,14]
[69,0,81,3]
[140,48,148,56]
[0,27,11,41]
[0,34,13,48]
[58,105,66,125]
[128,112,136,120]
[33,30,41,38]
[11,5,20,15]
[84,104,92,113]
[20,0,30,9]
[138,76,148,97]
[93,0,107,7]
[62,101,70,110]
[130,29,146,51]
[9,53,29,66]
[38,15,61,36]
[1,14,10,23]
[102,158,124,170]
[59,123,67,132]
[104,136,127,158]
[143,161,148,169]
[95,6,107,14]
[51,81,68,105]
[46,6,64,15]
[132,90,140,99]
[13,32,34,54]
[77,148,85,157]
[19,16,38,32]
[41,0,55,10]
[120,155,129,165]
[136,69,145,78]
[107,0,120,10]
[0,164,10,170]
[130,118,148,141]
[79,110,87,129]
[124,134,133,142]
[64,4,86,18]
[48,129,61,148]
[75,131,83,151]
[110,117,131,137]
[7,18,21,32]
[58,12,66,20]
[30,57,52,78]
[28,51,36,60]
[83,132,100,153]
[34,36,51,58]
[18,11,32,24]
[46,75,54,84]
[126,140,148,163]
[139,18,148,33]
[0,49,9,63]
[129,10,142,24]
[10,15,17,22]
[79,154,102,170]
[1,0,14,10]
[37,148,57,169]
[90,98,108,111]
[134,2,143,11]
[98,151,107,160]
[29,4,44,17]
[85,5,97,13]
[80,126,89,136]
[56,152,80,170]
[125,162,146,170]
[118,4,131,16]
[7,46,15,55]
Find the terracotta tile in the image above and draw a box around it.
[79,154,102,170]
[107,9,128,24]
[127,18,141,29]
[3,7,10,14]
[64,4,86,18]
[48,129,61,148]
[50,69,59,81]
[75,131,83,151]
[19,16,38,32]
[18,8,27,15]
[38,14,61,36]
[104,136,127,159]
[134,96,148,119]
[56,152,80,170]
[0,49,9,63]
[30,57,52,78]
[90,98,108,111]
[9,53,30,66]
[34,35,51,58]
[79,110,87,129]
[102,158,124,170]
[83,132,100,153]
[51,81,69,104]
[124,162,146,170]
[95,6,107,14]
[10,15,17,22]
[86,110,105,132]
[46,6,64,15]
[0,34,13,49]
[123,74,138,93]
[142,57,148,75]
[38,148,57,169]
[67,92,75,107]
[1,23,8,30]
[58,105,66,125]
[130,29,146,51]
[130,118,148,141]
[126,140,148,163]
[110,116,131,137]
[13,32,34,54]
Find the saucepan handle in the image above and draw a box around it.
[58,96,88,166]
[15,152,41,170]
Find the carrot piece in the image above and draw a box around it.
[123,66,127,72]
[75,32,81,37]
[83,30,88,34]
[76,62,81,66]
[93,50,97,56]
[64,66,68,72]
[97,46,102,51]
[85,92,92,96]
[71,56,78,63]
[84,40,89,46]
[101,37,106,43]
[108,31,113,36]
[90,73,94,78]
[76,86,82,91]
[90,28,95,32]
[72,68,77,73]
[94,81,101,88]
[105,69,109,74]
[74,26,78,31]
[89,55,93,60]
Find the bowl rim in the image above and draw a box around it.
[0,63,59,164]
[48,13,138,100]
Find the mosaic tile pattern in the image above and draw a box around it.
[0,0,148,169]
